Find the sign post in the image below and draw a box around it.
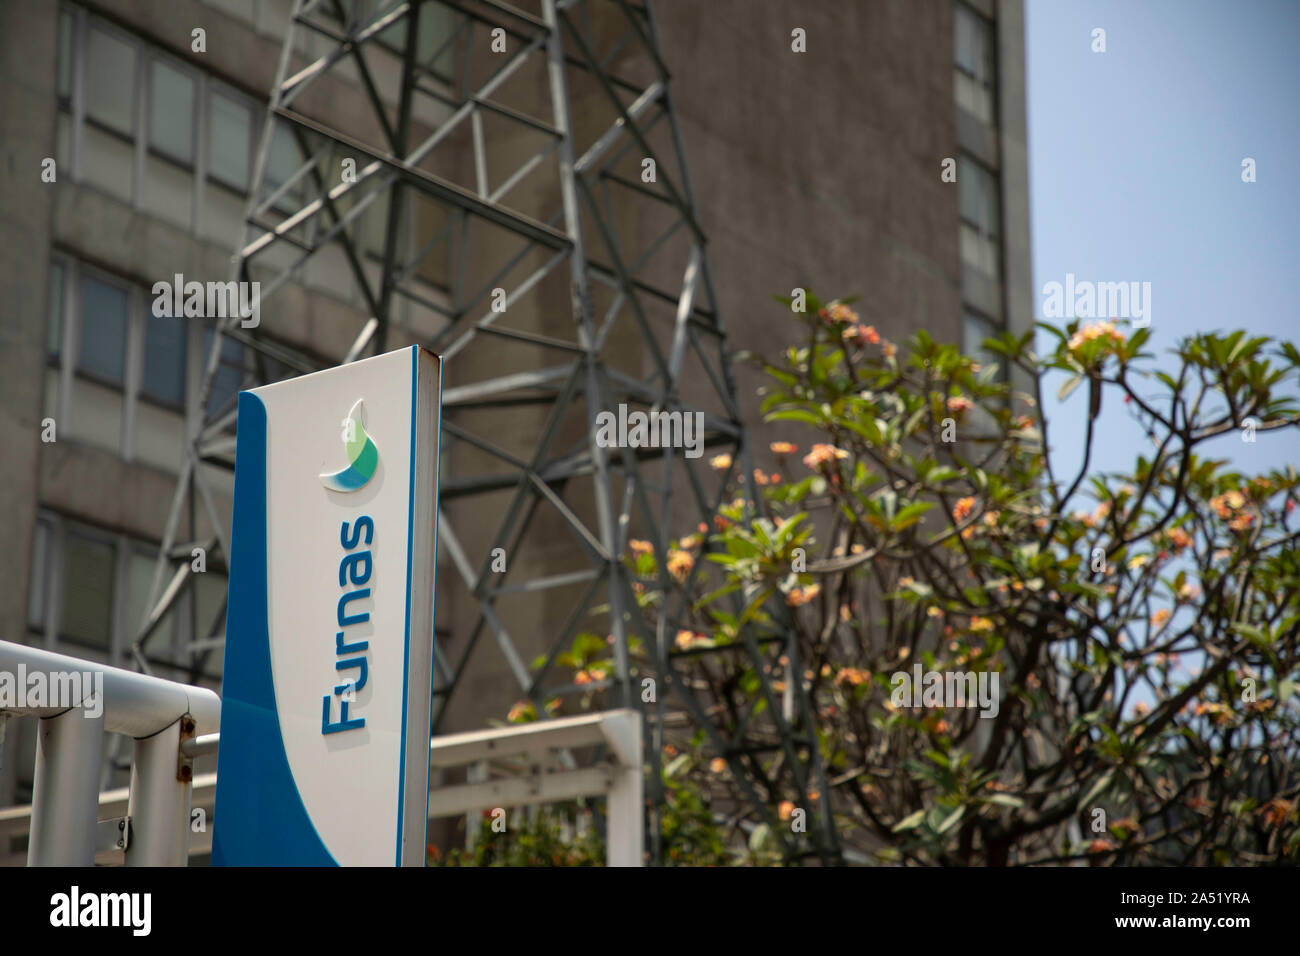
[213,346,441,866]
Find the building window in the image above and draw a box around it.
[84,24,136,137]
[60,528,117,650]
[27,517,54,632]
[149,60,197,165]
[208,88,253,193]
[265,121,306,211]
[954,2,995,126]
[142,309,189,408]
[77,272,129,386]
[47,262,65,358]
[48,256,196,460]
[958,153,1001,280]
[58,9,266,207]
[27,510,228,677]
[963,309,1006,382]
[203,327,246,418]
[56,9,74,103]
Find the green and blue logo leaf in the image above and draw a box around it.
[320,399,379,492]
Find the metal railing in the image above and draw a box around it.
[1,647,642,866]
[0,640,220,866]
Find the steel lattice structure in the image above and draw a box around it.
[132,0,839,864]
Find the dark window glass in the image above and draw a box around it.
[209,91,251,191]
[265,122,304,209]
[27,519,52,630]
[61,530,115,648]
[203,329,245,418]
[149,60,195,163]
[963,310,1006,380]
[85,26,135,135]
[78,274,129,385]
[954,4,993,86]
[57,10,73,101]
[958,155,1000,239]
[142,311,187,406]
[48,262,65,358]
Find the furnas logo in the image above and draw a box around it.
[320,399,379,492]
[324,516,373,735]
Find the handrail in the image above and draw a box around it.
[0,639,220,866]
[0,641,220,739]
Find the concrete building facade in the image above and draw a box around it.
[0,0,1030,833]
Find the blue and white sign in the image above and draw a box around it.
[214,345,442,866]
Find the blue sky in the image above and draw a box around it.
[1024,0,1300,491]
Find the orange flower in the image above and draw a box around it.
[1210,489,1247,519]
[842,323,880,346]
[1067,321,1126,354]
[770,441,798,457]
[1151,608,1172,629]
[820,302,859,326]
[753,469,770,486]
[786,584,821,607]
[629,539,654,556]
[709,757,727,774]
[835,667,871,687]
[952,496,977,523]
[968,616,994,634]
[675,629,702,651]
[882,341,897,360]
[803,443,850,470]
[709,454,732,471]
[667,549,694,581]
[946,395,973,416]
[1261,799,1295,828]
[778,800,796,820]
[507,701,532,722]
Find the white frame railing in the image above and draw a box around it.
[0,640,220,866]
[2,659,642,867]
[427,709,643,867]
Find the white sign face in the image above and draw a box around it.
[214,345,441,866]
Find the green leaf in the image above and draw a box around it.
[765,408,824,426]
[936,805,966,834]
[892,809,926,833]
[1230,623,1272,647]
[664,753,691,779]
[1080,770,1115,808]
[985,793,1024,809]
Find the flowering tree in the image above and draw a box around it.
[532,291,1300,866]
